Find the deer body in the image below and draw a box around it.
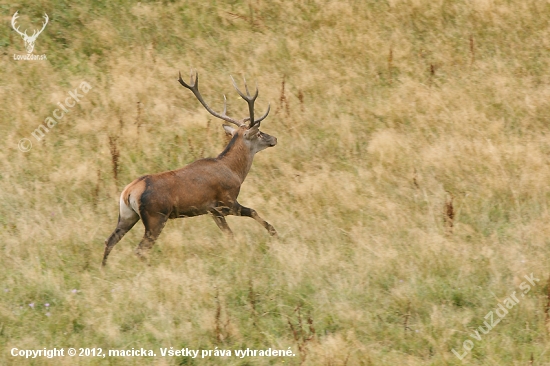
[102,71,277,266]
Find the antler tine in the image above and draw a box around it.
[255,103,271,125]
[178,70,244,127]
[189,69,196,86]
[178,70,193,88]
[243,104,270,126]
[231,75,266,128]
[244,77,250,97]
[230,76,259,101]
[243,77,259,100]
[11,11,19,26]
[11,11,27,37]
[35,13,48,36]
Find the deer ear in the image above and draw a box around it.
[223,125,237,136]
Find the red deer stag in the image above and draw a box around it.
[102,71,278,266]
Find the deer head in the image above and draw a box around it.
[178,70,277,156]
[11,11,49,54]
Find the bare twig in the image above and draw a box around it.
[287,304,315,364]
[275,75,290,116]
[93,169,102,208]
[298,90,304,112]
[108,136,120,184]
[135,101,142,132]
[544,275,550,334]
[403,301,411,333]
[214,288,223,343]
[248,280,258,327]
[388,47,393,84]
[469,35,475,66]
[444,191,454,233]
[225,1,263,29]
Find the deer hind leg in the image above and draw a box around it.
[135,212,168,262]
[102,204,140,266]
[233,203,278,237]
[209,207,234,237]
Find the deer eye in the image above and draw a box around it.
[257,132,261,138]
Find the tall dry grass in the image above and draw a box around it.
[2,0,550,364]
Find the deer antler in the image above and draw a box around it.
[11,11,27,38]
[30,13,49,40]
[230,76,270,129]
[11,12,48,40]
[178,70,245,127]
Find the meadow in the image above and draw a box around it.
[2,0,550,364]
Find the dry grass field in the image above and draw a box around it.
[2,0,550,364]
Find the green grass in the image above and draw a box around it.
[2,0,550,364]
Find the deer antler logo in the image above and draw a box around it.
[11,11,49,54]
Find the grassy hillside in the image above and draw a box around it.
[2,0,550,364]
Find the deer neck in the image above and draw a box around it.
[217,135,255,182]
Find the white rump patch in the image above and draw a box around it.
[120,194,140,221]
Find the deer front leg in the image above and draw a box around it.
[233,203,278,237]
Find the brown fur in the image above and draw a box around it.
[102,126,278,266]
